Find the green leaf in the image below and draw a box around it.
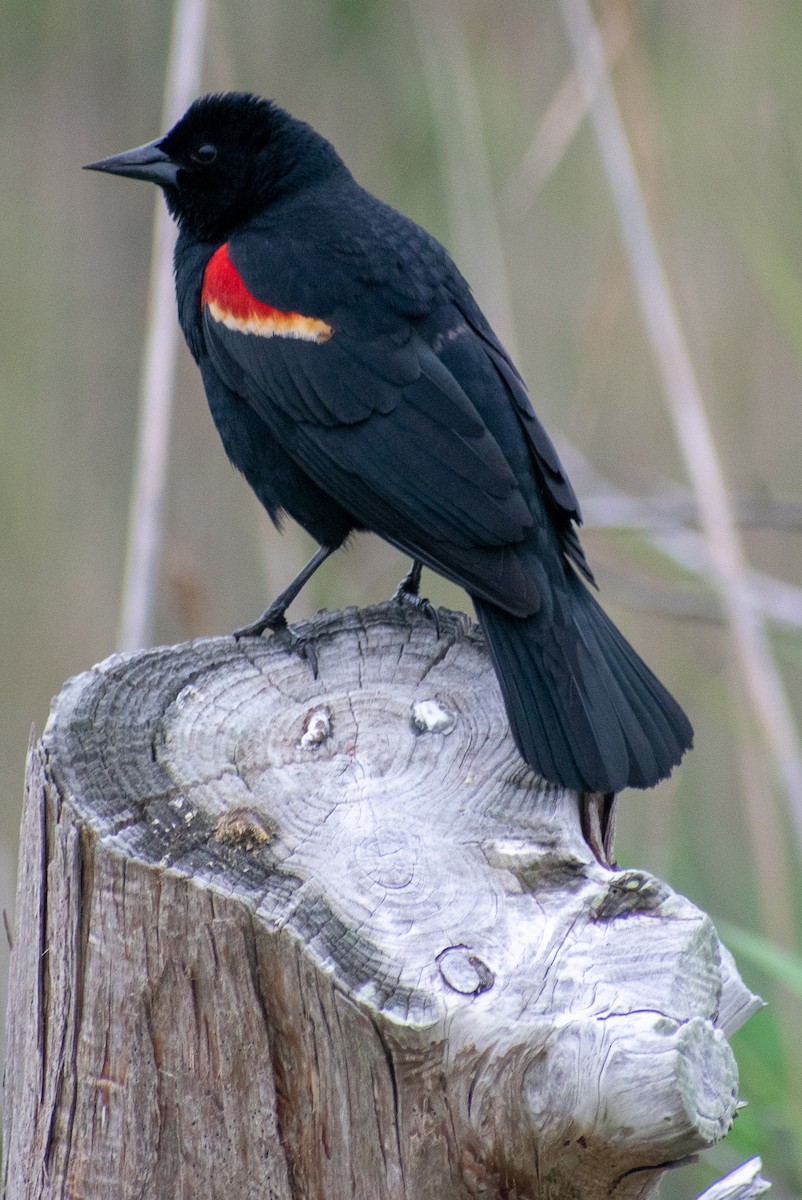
[718,922,802,998]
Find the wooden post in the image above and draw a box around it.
[3,604,761,1200]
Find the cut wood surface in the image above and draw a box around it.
[3,603,761,1199]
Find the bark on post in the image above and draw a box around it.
[3,604,761,1200]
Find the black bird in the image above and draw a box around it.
[86,91,692,794]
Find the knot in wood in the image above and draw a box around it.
[410,698,456,735]
[298,705,332,749]
[436,945,495,995]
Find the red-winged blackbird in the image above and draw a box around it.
[86,92,692,793]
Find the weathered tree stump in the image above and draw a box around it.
[3,604,761,1199]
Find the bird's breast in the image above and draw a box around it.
[201,243,333,344]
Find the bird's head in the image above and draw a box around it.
[85,92,343,241]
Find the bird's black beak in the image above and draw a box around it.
[84,138,179,188]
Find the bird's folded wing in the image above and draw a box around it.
[203,306,550,616]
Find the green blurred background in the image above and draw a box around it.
[3,0,802,1193]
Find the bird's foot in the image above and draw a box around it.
[392,563,441,638]
[233,609,318,677]
[232,600,288,641]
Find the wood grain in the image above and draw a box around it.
[3,604,761,1199]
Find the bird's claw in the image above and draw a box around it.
[233,612,318,677]
[233,606,287,641]
[274,624,319,678]
[392,576,441,639]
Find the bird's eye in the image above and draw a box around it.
[191,144,217,165]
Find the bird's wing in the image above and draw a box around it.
[199,234,566,615]
[227,221,591,571]
[444,292,595,584]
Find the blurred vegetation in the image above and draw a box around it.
[2,0,801,1193]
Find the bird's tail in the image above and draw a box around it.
[474,572,693,792]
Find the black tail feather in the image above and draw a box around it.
[474,572,693,792]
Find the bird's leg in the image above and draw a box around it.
[392,559,440,637]
[394,558,424,599]
[234,543,336,674]
[234,544,335,638]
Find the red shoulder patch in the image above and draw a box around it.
[201,244,332,343]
